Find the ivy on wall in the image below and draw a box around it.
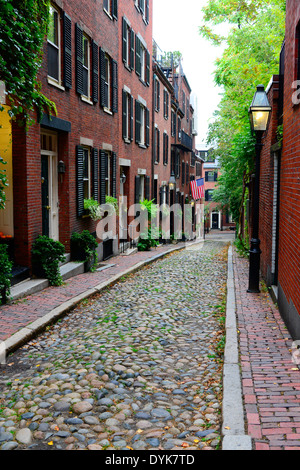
[0,0,57,208]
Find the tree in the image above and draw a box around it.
[199,0,285,243]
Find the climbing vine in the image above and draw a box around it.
[0,0,56,123]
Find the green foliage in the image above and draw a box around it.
[137,228,159,251]
[0,244,13,303]
[31,235,65,286]
[105,195,119,215]
[0,156,8,210]
[71,230,98,271]
[200,0,286,230]
[84,198,103,221]
[0,0,56,123]
[140,199,158,221]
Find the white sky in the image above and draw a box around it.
[153,0,226,148]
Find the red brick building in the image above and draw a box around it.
[255,0,300,339]
[0,0,203,282]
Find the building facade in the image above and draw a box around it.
[0,0,202,283]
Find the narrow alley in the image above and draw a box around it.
[0,237,229,451]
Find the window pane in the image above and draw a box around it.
[83,36,89,67]
[48,7,59,46]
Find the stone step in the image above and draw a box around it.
[10,261,85,301]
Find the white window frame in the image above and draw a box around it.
[105,152,111,197]
[104,0,112,16]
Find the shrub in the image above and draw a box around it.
[0,244,13,304]
[71,230,98,271]
[32,235,65,286]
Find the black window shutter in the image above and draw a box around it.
[76,145,84,217]
[154,79,157,111]
[122,89,127,139]
[63,12,72,89]
[166,186,169,205]
[100,150,107,205]
[205,172,208,182]
[146,50,150,86]
[99,47,106,108]
[130,95,134,141]
[112,59,118,113]
[145,107,150,147]
[157,81,160,111]
[182,161,185,185]
[186,163,189,184]
[214,171,218,181]
[135,175,141,204]
[145,175,150,201]
[92,148,99,202]
[130,29,135,70]
[75,23,84,95]
[122,17,127,63]
[135,36,141,77]
[135,100,141,144]
[91,40,99,103]
[112,152,117,198]
[112,0,118,20]
[163,90,166,118]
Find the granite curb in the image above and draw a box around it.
[222,245,253,451]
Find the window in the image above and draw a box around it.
[163,90,169,119]
[122,18,134,70]
[135,36,150,86]
[122,90,133,141]
[48,5,60,82]
[100,49,118,113]
[135,100,150,147]
[154,77,160,111]
[154,127,160,163]
[205,171,218,182]
[100,151,117,204]
[135,0,149,24]
[82,34,90,98]
[171,110,176,136]
[76,146,99,217]
[83,148,91,199]
[205,189,214,202]
[182,90,186,115]
[103,0,118,20]
[163,132,169,165]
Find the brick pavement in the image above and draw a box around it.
[234,249,300,450]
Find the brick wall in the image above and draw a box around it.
[278,0,300,319]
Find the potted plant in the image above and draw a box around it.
[84,198,104,221]
[31,235,66,286]
[71,230,98,271]
[0,244,13,304]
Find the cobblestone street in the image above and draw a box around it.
[0,239,229,451]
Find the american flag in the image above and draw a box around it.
[190,178,204,200]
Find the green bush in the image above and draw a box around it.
[32,235,65,286]
[71,230,98,271]
[0,244,13,304]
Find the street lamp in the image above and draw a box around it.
[247,85,272,293]
[169,173,176,191]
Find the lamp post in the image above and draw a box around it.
[247,85,272,293]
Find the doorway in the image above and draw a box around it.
[40,131,59,240]
[212,212,219,229]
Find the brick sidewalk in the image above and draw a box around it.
[0,242,189,343]
[234,249,300,450]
